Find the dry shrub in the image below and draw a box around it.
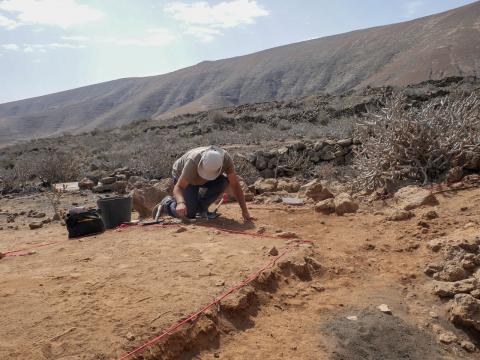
[35,152,80,185]
[232,153,258,185]
[353,93,480,191]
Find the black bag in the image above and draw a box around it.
[65,209,105,239]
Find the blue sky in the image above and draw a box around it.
[0,0,476,103]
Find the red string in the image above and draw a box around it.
[117,241,306,360]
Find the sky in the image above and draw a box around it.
[0,0,477,103]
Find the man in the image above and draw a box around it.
[156,146,253,221]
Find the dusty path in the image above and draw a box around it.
[1,188,479,359]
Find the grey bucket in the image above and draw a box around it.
[97,196,132,229]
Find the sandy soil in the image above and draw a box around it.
[1,188,479,359]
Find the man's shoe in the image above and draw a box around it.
[152,196,174,220]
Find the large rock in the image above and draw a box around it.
[314,198,335,214]
[130,178,174,219]
[449,294,480,331]
[432,278,478,298]
[100,176,116,185]
[302,180,334,201]
[277,179,301,193]
[385,208,414,221]
[393,185,439,210]
[78,178,95,190]
[433,264,470,282]
[254,178,278,194]
[334,193,359,215]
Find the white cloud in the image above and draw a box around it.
[100,28,176,47]
[0,13,19,29]
[184,26,222,43]
[1,43,20,51]
[405,1,423,18]
[165,0,268,41]
[0,0,104,28]
[61,35,90,42]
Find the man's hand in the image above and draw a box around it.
[176,202,187,218]
[242,210,255,222]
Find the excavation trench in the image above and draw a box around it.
[123,246,323,360]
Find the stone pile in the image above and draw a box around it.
[79,167,134,194]
[425,232,480,351]
[248,138,356,178]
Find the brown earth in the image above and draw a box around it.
[1,1,480,146]
[0,187,480,359]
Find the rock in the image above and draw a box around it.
[52,213,61,221]
[449,294,480,331]
[314,198,335,215]
[254,178,278,194]
[42,218,52,224]
[422,210,439,220]
[318,145,336,161]
[437,331,458,344]
[302,179,334,202]
[215,280,225,287]
[259,168,275,178]
[78,178,95,190]
[471,289,480,299]
[386,209,414,221]
[256,226,266,234]
[460,340,476,352]
[417,220,430,228]
[268,247,279,256]
[434,264,469,282]
[334,193,359,215]
[337,138,353,147]
[277,179,301,193]
[92,184,114,193]
[427,234,480,253]
[393,186,439,210]
[130,178,174,219]
[377,304,392,314]
[254,156,268,171]
[292,141,306,151]
[100,176,116,185]
[31,212,46,218]
[424,263,444,276]
[276,231,298,239]
[29,222,43,230]
[126,332,135,341]
[113,181,128,193]
[174,226,187,234]
[446,166,464,184]
[432,278,477,298]
[346,315,358,321]
[429,311,438,319]
[128,176,148,185]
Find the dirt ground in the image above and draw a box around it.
[1,187,479,359]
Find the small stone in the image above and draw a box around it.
[438,331,457,344]
[52,213,61,221]
[386,209,415,221]
[377,304,392,314]
[314,198,336,215]
[174,226,187,233]
[464,222,476,229]
[126,332,135,341]
[417,220,430,229]
[429,311,438,319]
[268,247,279,256]
[215,280,225,287]
[346,316,358,321]
[311,283,325,292]
[29,222,43,230]
[256,226,266,234]
[101,176,116,185]
[460,340,476,352]
[276,231,298,239]
[422,210,439,220]
[214,352,220,358]
[334,193,359,215]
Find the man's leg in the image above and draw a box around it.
[198,175,229,213]
[168,184,200,219]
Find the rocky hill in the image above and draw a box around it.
[1,1,480,146]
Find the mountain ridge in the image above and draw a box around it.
[1,1,480,146]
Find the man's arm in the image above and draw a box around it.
[227,171,253,221]
[173,176,189,218]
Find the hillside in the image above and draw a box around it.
[1,1,480,146]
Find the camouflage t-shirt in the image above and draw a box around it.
[172,146,234,185]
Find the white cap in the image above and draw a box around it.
[198,148,224,181]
